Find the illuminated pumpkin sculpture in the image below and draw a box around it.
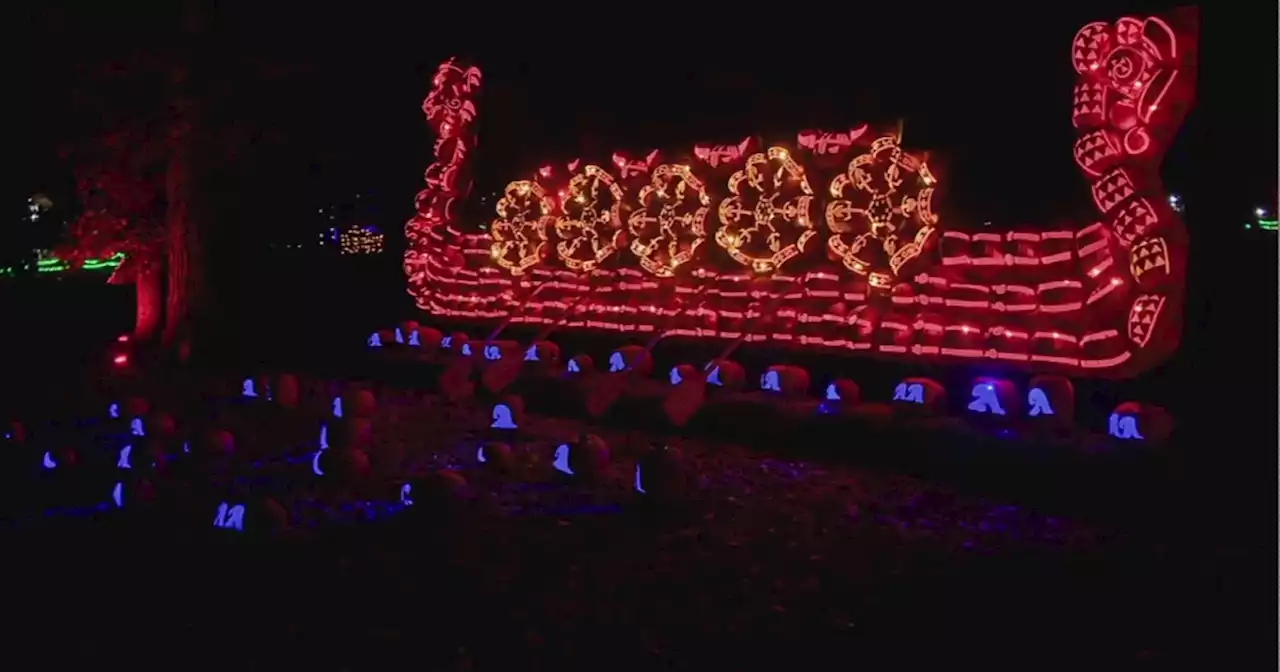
[404,10,1196,383]
[475,441,515,474]
[890,377,947,416]
[964,377,1021,420]
[1026,375,1076,426]
[583,345,659,419]
[634,445,688,502]
[819,378,862,415]
[662,364,707,428]
[1106,401,1172,444]
[478,340,524,393]
[551,433,611,481]
[488,396,524,434]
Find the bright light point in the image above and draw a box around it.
[1255,207,1267,217]
[113,354,128,365]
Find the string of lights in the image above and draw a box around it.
[340,226,385,255]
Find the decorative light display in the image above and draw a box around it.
[403,59,483,294]
[491,181,553,274]
[555,165,626,271]
[0,252,125,276]
[628,164,711,277]
[826,134,937,288]
[339,226,384,255]
[402,9,1196,378]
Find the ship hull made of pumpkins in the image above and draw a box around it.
[381,9,1196,449]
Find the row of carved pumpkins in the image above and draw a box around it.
[241,379,689,505]
[369,325,1172,444]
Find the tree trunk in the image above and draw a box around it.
[134,251,163,341]
[162,125,205,355]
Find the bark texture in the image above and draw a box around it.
[134,251,163,341]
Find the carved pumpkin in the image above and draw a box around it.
[415,326,444,352]
[607,345,653,376]
[489,395,524,431]
[523,340,562,367]
[965,377,1020,418]
[822,378,862,410]
[663,365,708,428]
[565,353,594,377]
[890,377,946,414]
[401,469,470,517]
[1026,375,1076,423]
[479,340,525,393]
[556,434,610,480]
[635,445,687,500]
[476,441,514,473]
[760,365,810,398]
[442,332,471,357]
[1107,401,1172,443]
[668,364,699,387]
[703,359,746,392]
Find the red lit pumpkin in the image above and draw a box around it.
[608,345,653,376]
[568,433,610,480]
[565,353,594,377]
[760,365,810,399]
[663,364,708,428]
[824,378,862,409]
[476,441,514,472]
[524,340,561,367]
[965,377,1020,418]
[704,359,746,392]
[1026,375,1076,424]
[890,377,946,415]
[635,445,688,501]
[489,395,524,431]
[1107,401,1173,444]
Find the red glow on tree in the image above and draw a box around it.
[60,125,168,342]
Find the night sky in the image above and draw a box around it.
[13,3,1277,236]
